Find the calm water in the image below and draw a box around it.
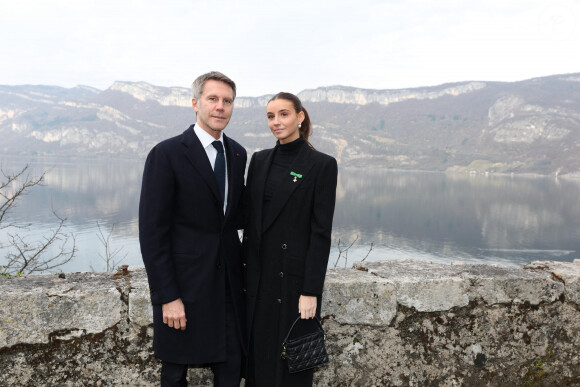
[1,156,579,273]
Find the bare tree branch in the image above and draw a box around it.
[333,235,359,268]
[95,221,127,272]
[1,164,76,276]
[3,211,76,275]
[361,242,374,262]
[0,164,47,228]
[333,235,374,268]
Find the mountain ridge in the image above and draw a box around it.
[1,73,579,176]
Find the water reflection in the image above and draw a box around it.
[0,157,578,273]
[0,157,143,272]
[331,169,579,266]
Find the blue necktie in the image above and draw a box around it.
[212,141,225,203]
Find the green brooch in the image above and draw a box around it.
[290,171,303,182]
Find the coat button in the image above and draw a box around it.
[277,299,282,304]
[243,263,247,267]
[281,244,287,250]
[279,272,284,278]
[243,289,247,293]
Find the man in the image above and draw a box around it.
[139,71,247,386]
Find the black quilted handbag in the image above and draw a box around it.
[280,316,329,373]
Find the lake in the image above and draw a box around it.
[1,156,579,273]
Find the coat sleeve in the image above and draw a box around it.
[138,145,181,305]
[302,155,338,296]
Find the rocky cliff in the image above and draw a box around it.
[1,73,580,175]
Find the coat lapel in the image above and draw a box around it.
[250,147,272,235]
[182,126,222,207]
[262,142,315,232]
[223,134,239,222]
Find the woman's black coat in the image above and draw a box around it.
[243,141,337,386]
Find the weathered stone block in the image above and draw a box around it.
[354,260,470,311]
[524,260,580,305]
[322,269,397,326]
[127,266,154,327]
[0,272,124,347]
[453,264,564,305]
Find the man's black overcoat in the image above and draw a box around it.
[139,125,247,364]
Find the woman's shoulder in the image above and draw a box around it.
[308,146,337,165]
[252,147,275,160]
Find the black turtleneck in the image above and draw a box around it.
[262,137,305,215]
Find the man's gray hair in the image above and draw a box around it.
[191,71,236,100]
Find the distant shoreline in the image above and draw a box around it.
[2,153,580,179]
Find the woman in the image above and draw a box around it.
[243,92,338,386]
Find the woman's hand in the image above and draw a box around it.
[298,295,317,319]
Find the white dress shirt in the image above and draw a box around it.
[193,124,228,213]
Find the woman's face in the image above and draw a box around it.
[266,99,304,144]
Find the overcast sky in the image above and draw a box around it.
[1,0,579,97]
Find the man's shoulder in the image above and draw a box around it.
[150,126,192,153]
[224,135,247,156]
[156,133,183,148]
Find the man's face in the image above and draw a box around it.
[192,79,234,139]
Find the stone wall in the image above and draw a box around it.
[0,259,579,386]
